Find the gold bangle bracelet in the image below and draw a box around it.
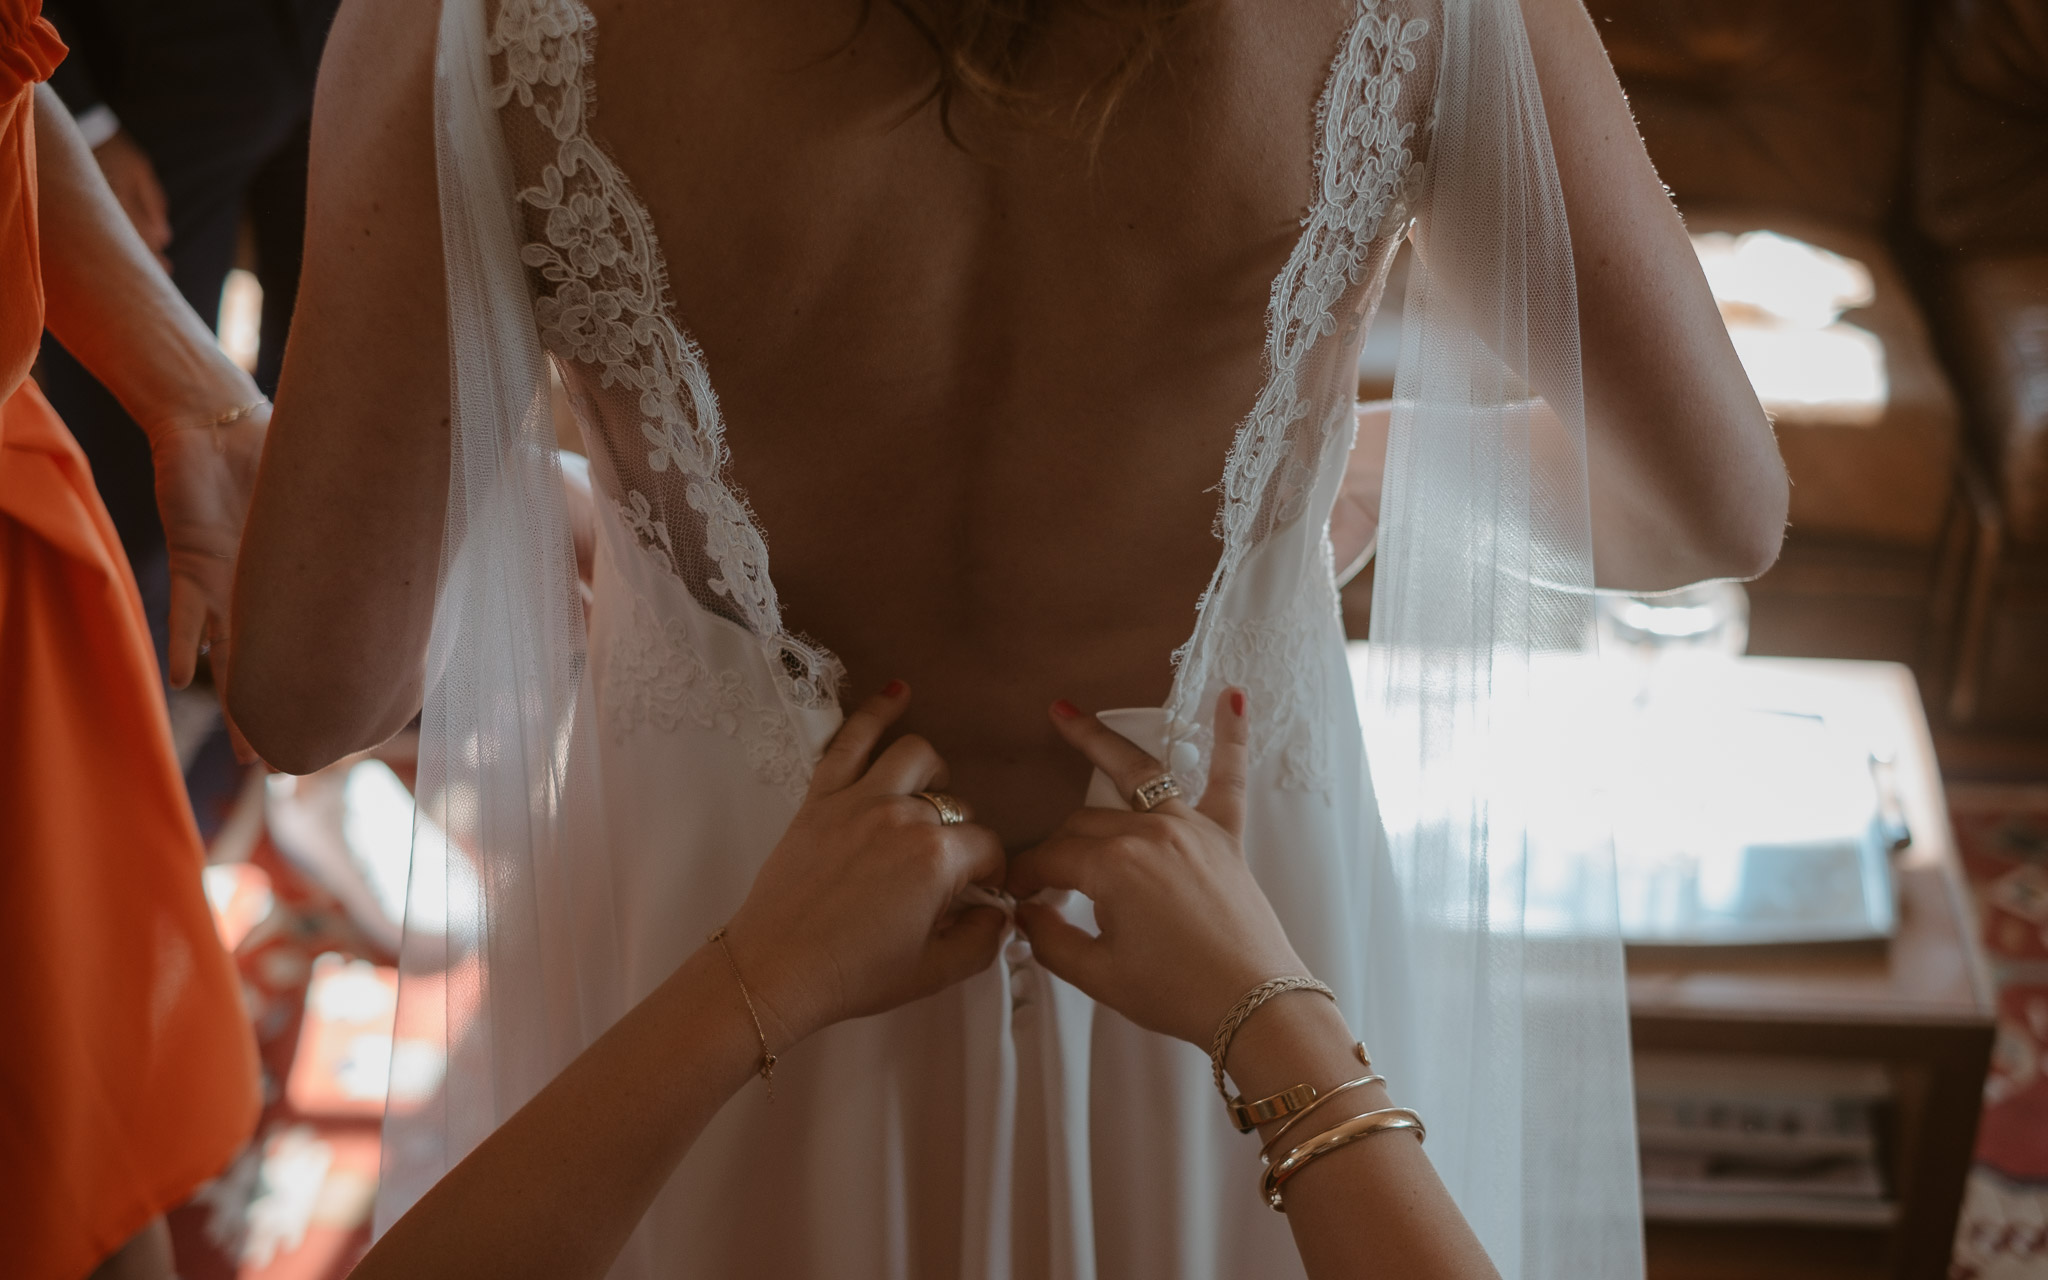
[1228,1081,1321,1132]
[1261,1106,1426,1212]
[1258,1069,1386,1162]
[1228,1039,1372,1134]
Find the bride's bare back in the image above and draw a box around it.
[570,0,1366,839]
[233,0,1787,838]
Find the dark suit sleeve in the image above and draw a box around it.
[40,0,107,117]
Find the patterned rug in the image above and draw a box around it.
[1949,784,2048,1279]
[168,762,403,1280]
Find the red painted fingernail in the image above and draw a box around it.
[882,678,906,697]
[1051,699,1080,720]
[1230,689,1245,716]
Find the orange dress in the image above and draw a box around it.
[0,7,260,1276]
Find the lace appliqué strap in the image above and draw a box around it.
[490,0,843,715]
[1170,0,1428,779]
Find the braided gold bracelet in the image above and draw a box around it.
[1209,975,1337,1132]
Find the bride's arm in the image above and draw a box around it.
[1402,0,1788,593]
[350,685,1010,1280]
[1530,0,1789,590]
[228,0,448,773]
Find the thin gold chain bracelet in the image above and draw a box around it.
[187,397,269,430]
[709,927,778,1099]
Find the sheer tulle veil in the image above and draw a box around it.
[1361,0,1644,1274]
[378,0,1644,1275]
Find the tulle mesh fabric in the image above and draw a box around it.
[376,0,624,1224]
[1363,0,1642,1273]
[383,0,1644,1274]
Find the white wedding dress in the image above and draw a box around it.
[377,1,1645,1277]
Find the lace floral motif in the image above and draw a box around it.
[489,0,843,718]
[1169,0,1428,787]
[614,489,675,566]
[1210,576,1347,794]
[603,580,808,799]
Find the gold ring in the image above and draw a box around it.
[1130,772,1183,812]
[913,791,967,826]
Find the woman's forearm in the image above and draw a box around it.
[352,943,768,1280]
[32,84,258,434]
[226,0,450,773]
[1012,695,1503,1280]
[1226,996,1500,1280]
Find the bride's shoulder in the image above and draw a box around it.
[318,0,438,116]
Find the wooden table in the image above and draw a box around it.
[1625,658,1998,1280]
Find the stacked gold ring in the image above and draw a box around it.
[913,790,968,826]
[1130,772,1183,812]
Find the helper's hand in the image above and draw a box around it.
[723,681,1009,1050]
[152,402,268,711]
[1008,688,1303,1048]
[92,129,172,271]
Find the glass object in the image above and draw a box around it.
[1596,579,1751,659]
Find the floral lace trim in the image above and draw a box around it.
[1214,599,1343,795]
[490,0,842,713]
[1168,0,1427,772]
[601,568,809,799]
[1172,566,1347,798]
